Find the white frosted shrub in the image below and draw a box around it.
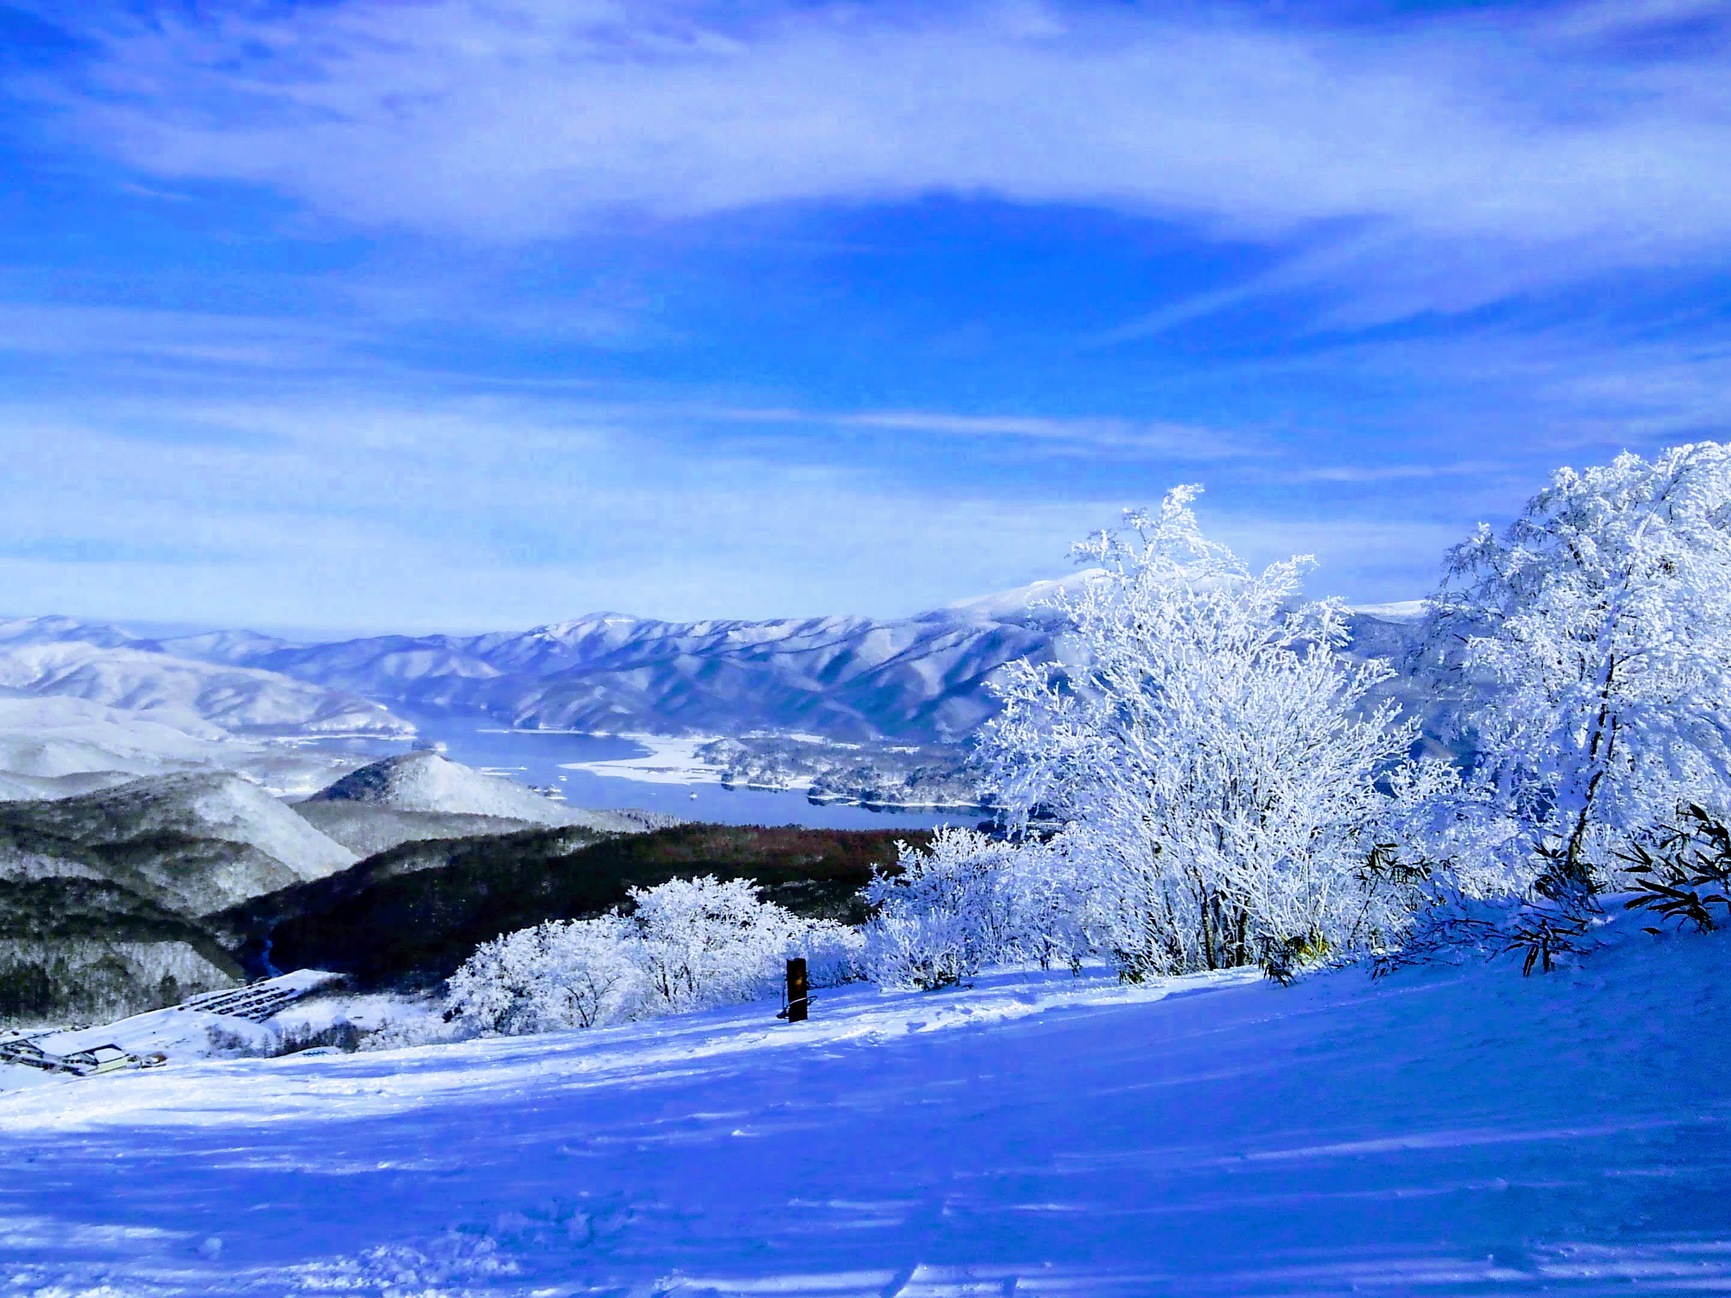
[864,827,1024,989]
[537,916,646,1026]
[978,487,1423,981]
[1000,835,1092,972]
[864,906,974,992]
[446,875,860,1034]
[802,919,866,988]
[446,915,644,1034]
[630,875,807,1013]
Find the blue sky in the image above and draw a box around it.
[3,0,1731,634]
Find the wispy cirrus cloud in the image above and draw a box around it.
[691,405,1256,460]
[17,0,1731,319]
[5,1,1731,631]
[0,300,359,369]
[0,389,1153,630]
[0,295,1253,462]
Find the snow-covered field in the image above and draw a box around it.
[1,917,1727,1296]
[559,733,725,786]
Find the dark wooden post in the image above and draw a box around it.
[784,957,809,1022]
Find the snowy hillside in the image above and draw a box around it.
[0,616,141,651]
[0,915,1724,1294]
[0,770,362,1027]
[0,696,385,804]
[307,750,583,820]
[0,619,421,805]
[1,597,1426,743]
[0,771,356,916]
[289,803,558,858]
[0,696,226,801]
[297,751,668,848]
[0,638,412,738]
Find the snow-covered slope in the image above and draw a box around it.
[97,773,357,875]
[0,915,1724,1294]
[17,969,345,1066]
[290,804,551,857]
[0,615,142,651]
[0,620,418,802]
[0,639,412,738]
[298,751,668,842]
[0,695,392,803]
[305,750,576,820]
[0,772,356,916]
[0,695,225,774]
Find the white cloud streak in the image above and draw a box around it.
[0,385,1456,632]
[0,297,1255,460]
[696,405,1256,459]
[33,0,1731,316]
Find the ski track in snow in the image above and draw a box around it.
[1,924,1728,1296]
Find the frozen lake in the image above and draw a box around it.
[303,707,970,831]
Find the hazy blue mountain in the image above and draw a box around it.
[108,610,1052,740]
[1,594,1427,743]
[0,620,414,740]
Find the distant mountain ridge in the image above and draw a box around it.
[7,606,1064,741]
[0,618,413,740]
[2,591,1425,743]
[0,771,357,918]
[296,751,667,852]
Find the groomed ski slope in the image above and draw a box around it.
[2,916,1728,1297]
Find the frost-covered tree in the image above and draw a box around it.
[864,827,1024,989]
[446,915,643,1034]
[980,487,1418,979]
[630,875,808,1013]
[1423,443,1731,888]
[446,875,862,1034]
[998,835,1092,972]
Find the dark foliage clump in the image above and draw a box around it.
[0,878,244,1026]
[206,1018,368,1057]
[1370,845,1604,981]
[1620,804,1731,934]
[219,823,924,989]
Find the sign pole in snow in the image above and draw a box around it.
[783,957,808,1023]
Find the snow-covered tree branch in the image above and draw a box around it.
[978,486,1421,979]
[1422,443,1731,888]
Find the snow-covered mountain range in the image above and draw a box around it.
[0,618,418,802]
[0,618,413,740]
[0,592,1425,744]
[158,611,1061,741]
[0,593,1427,748]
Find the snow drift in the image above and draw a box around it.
[0,913,1723,1294]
